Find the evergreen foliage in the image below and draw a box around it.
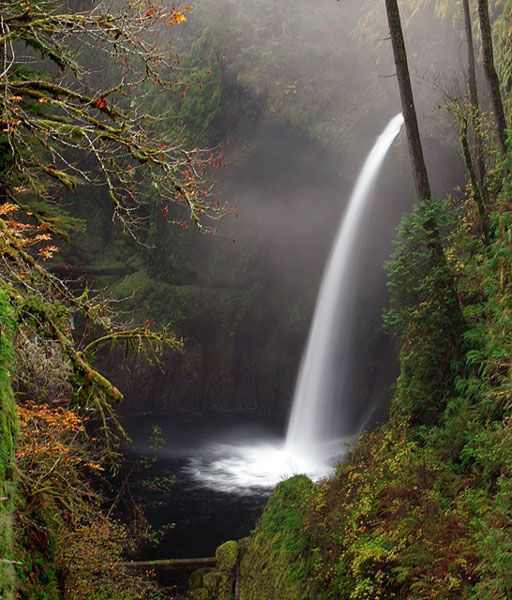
[384,200,463,426]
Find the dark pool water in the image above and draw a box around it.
[120,414,284,561]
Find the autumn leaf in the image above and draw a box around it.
[0,203,18,215]
[168,6,192,26]
[38,245,60,260]
[95,97,108,110]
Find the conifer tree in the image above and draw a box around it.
[476,0,508,156]
[383,0,431,202]
[463,0,487,192]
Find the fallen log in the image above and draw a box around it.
[116,557,216,571]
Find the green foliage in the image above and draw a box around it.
[175,35,234,145]
[227,130,511,600]
[469,476,512,599]
[188,0,387,162]
[495,0,512,91]
[384,199,463,425]
[0,290,18,599]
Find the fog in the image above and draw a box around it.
[113,0,468,419]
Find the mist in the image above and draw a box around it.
[104,0,468,424]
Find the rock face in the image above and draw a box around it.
[188,541,239,600]
[187,477,315,600]
[97,265,308,416]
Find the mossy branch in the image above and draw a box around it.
[83,328,183,358]
[1,0,224,238]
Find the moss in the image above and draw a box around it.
[188,544,238,600]
[187,541,238,600]
[238,476,315,600]
[17,505,62,600]
[216,541,238,573]
[0,288,19,599]
[0,291,63,599]
[108,266,211,329]
[187,479,317,600]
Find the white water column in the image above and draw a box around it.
[285,114,404,459]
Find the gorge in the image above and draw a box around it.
[1,1,510,599]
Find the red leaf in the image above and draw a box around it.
[95,97,108,111]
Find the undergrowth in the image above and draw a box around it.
[235,148,512,600]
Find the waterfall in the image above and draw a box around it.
[186,115,404,493]
[285,114,404,459]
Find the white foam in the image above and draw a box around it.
[185,439,345,495]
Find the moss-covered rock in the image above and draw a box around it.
[216,540,238,573]
[187,477,316,600]
[188,541,239,600]
[0,289,18,599]
[238,476,315,600]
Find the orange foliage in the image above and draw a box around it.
[168,6,191,25]
[136,2,192,25]
[0,204,60,260]
[16,402,102,472]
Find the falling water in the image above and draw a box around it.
[285,113,404,460]
[185,115,404,492]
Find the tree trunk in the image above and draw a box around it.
[384,0,465,329]
[463,0,487,195]
[384,0,431,202]
[476,0,508,156]
[115,557,217,570]
[460,118,489,243]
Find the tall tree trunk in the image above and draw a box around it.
[384,0,464,328]
[476,0,508,156]
[384,0,431,202]
[463,0,487,195]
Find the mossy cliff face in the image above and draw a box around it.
[93,262,307,416]
[187,477,316,600]
[238,476,315,600]
[188,541,239,600]
[0,292,61,599]
[0,290,18,599]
